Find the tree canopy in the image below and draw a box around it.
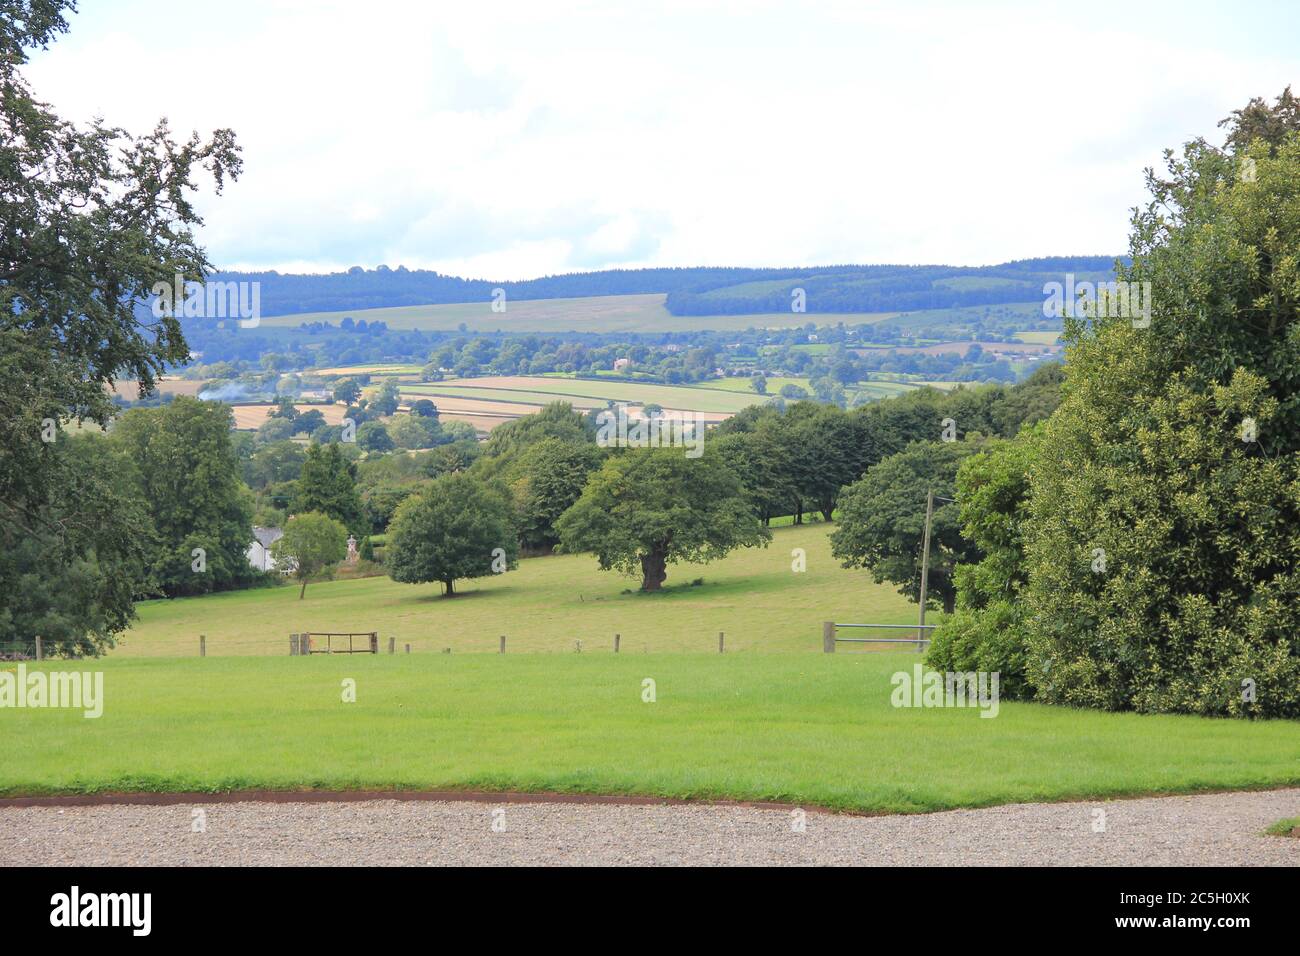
[556,447,770,591]
[292,442,364,532]
[831,439,982,613]
[940,88,1300,717]
[385,473,518,596]
[0,0,240,652]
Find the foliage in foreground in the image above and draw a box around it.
[926,435,1038,698]
[0,4,240,654]
[1006,93,1300,717]
[3,655,1298,812]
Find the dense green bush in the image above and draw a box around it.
[1018,114,1300,717]
[1024,369,1300,716]
[926,434,1037,697]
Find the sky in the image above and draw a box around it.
[25,0,1300,279]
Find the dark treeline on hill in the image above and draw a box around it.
[208,256,1121,318]
[665,257,1121,315]
[207,265,795,316]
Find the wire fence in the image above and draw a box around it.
[0,641,37,661]
[2,627,929,660]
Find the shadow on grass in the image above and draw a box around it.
[410,587,500,603]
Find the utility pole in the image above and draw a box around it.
[917,489,935,651]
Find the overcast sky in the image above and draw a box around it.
[26,0,1300,279]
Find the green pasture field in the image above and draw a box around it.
[691,376,811,395]
[1014,330,1062,345]
[315,363,424,376]
[906,381,963,391]
[3,652,1298,811]
[259,294,882,334]
[113,525,912,657]
[400,378,766,414]
[851,381,918,400]
[7,523,1298,811]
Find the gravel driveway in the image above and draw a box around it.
[2,789,1298,866]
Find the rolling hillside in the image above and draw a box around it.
[224,256,1120,330]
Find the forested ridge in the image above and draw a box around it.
[210,256,1122,318]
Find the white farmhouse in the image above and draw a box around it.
[247,526,284,572]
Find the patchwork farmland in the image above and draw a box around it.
[260,292,882,334]
[399,375,765,430]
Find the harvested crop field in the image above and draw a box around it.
[107,377,205,400]
[229,403,349,430]
[403,375,754,417]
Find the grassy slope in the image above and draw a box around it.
[116,525,912,657]
[401,379,761,414]
[260,294,876,334]
[4,654,1298,811]
[694,376,809,395]
[10,523,1299,810]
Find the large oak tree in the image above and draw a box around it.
[556,446,769,591]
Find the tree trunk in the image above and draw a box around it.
[444,578,456,597]
[299,576,308,600]
[639,545,668,591]
[943,591,956,614]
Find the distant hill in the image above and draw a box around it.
[664,257,1121,315]
[210,256,1122,319]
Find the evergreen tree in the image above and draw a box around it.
[293,442,364,532]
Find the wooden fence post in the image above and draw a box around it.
[822,621,836,653]
[388,636,395,655]
[369,632,378,655]
[199,634,206,658]
[290,633,299,656]
[614,633,620,653]
[499,635,506,654]
[405,643,411,654]
[718,631,724,654]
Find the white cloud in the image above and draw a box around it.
[24,0,1300,278]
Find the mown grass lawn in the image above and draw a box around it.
[116,524,909,657]
[3,654,1298,812]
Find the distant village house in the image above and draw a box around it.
[247,526,284,572]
